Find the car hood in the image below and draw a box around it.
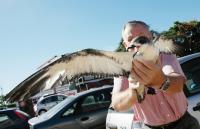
[29,113,51,125]
[29,96,75,125]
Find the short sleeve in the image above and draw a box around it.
[160,53,186,79]
[112,76,129,93]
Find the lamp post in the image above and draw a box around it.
[0,87,3,105]
[0,87,3,96]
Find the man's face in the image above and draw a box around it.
[19,101,26,106]
[123,24,152,52]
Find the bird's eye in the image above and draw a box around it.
[135,36,150,44]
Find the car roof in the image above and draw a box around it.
[42,93,66,98]
[75,85,113,97]
[178,52,200,64]
[0,108,16,113]
[37,93,66,102]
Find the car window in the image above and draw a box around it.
[0,114,10,123]
[51,96,58,102]
[0,113,13,127]
[62,103,77,117]
[57,95,66,101]
[95,91,111,105]
[40,97,50,104]
[44,96,75,118]
[41,96,59,104]
[82,95,96,106]
[181,57,200,95]
[96,91,111,106]
[77,91,111,113]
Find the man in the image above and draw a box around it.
[111,20,200,129]
[18,99,36,117]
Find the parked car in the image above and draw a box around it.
[106,52,200,129]
[29,85,113,129]
[0,108,30,129]
[34,94,67,115]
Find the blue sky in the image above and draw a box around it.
[0,0,200,95]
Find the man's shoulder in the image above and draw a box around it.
[159,53,178,63]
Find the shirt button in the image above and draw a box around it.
[160,101,163,104]
[167,114,170,117]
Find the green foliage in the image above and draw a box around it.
[0,95,17,109]
[0,95,5,105]
[6,103,17,108]
[0,95,6,110]
[161,20,200,56]
[115,38,126,52]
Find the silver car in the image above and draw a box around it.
[106,52,200,129]
[34,94,67,115]
[29,85,113,129]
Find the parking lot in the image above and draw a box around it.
[1,52,200,129]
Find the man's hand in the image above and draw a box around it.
[131,58,165,88]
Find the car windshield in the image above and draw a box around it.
[42,96,75,118]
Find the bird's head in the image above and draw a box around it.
[126,36,151,52]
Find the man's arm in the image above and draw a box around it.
[111,77,137,111]
[131,54,186,93]
[111,87,137,111]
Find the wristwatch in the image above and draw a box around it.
[160,76,170,91]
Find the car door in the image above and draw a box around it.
[0,113,15,129]
[54,89,111,129]
[54,103,83,129]
[181,56,200,122]
[74,90,111,129]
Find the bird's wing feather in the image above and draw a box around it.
[46,49,134,81]
[41,37,178,84]
[6,37,179,102]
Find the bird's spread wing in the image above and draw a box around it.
[41,37,177,87]
[42,49,134,82]
[6,37,178,102]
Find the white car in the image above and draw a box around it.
[34,94,67,115]
[106,52,200,129]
